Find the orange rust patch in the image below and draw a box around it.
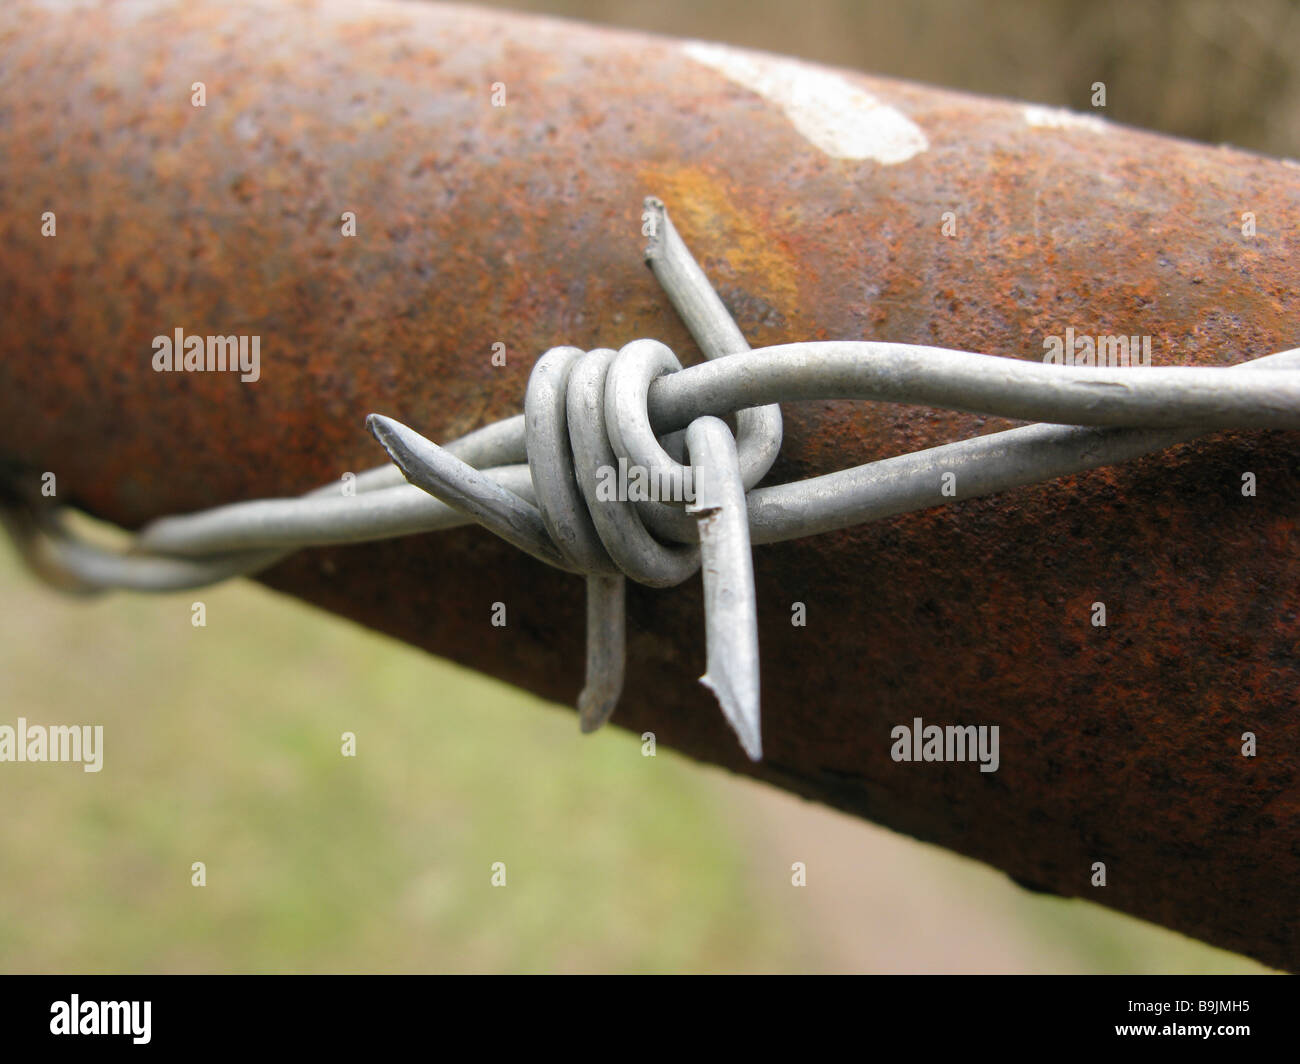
[639,165,800,318]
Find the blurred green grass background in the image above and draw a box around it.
[0,549,1272,973]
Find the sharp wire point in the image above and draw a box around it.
[687,416,763,762]
[700,672,763,762]
[367,412,574,573]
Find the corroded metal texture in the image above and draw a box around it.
[1,0,1298,969]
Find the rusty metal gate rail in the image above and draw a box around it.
[5,198,1299,761]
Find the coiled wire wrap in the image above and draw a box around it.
[5,197,1300,761]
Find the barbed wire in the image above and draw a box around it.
[5,197,1299,760]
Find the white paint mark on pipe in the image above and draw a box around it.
[1022,105,1110,133]
[682,41,928,164]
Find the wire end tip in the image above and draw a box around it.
[365,412,397,442]
[699,671,763,762]
[577,689,617,733]
[643,196,669,264]
[366,414,423,477]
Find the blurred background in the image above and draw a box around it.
[473,0,1300,158]
[2,0,1292,973]
[0,536,1273,973]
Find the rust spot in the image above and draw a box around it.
[640,165,802,328]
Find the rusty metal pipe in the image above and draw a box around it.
[1,0,1298,969]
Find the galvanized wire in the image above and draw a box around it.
[5,197,1299,760]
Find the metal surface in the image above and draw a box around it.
[3,0,1300,970]
[11,200,1300,768]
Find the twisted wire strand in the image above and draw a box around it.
[4,197,1299,760]
[19,343,1300,572]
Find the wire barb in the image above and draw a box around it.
[686,416,762,760]
[5,197,1300,763]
